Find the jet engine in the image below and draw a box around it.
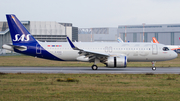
[107,56,127,68]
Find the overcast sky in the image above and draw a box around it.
[1,0,180,28]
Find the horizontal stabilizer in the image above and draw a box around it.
[6,44,26,49]
[2,44,27,51]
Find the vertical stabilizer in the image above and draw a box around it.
[152,37,159,43]
[117,37,124,43]
[6,14,37,45]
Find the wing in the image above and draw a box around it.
[66,37,109,62]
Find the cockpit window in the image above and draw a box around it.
[163,47,169,51]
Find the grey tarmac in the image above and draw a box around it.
[0,67,180,74]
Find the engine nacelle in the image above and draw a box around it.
[76,56,89,62]
[107,56,127,68]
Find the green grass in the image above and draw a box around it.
[0,55,180,100]
[0,73,180,101]
[0,54,180,67]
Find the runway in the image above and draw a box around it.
[0,67,180,74]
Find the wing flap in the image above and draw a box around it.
[66,37,109,62]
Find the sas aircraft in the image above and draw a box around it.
[2,14,178,71]
[152,37,180,54]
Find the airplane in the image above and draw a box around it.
[2,14,178,71]
[117,37,124,43]
[117,37,131,43]
[152,37,180,54]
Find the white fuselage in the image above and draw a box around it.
[39,42,177,62]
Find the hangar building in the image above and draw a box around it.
[79,24,180,45]
[78,28,118,42]
[0,21,78,54]
[118,24,180,45]
[0,21,78,48]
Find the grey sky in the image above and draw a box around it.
[1,0,180,28]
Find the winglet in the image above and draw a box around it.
[152,37,159,43]
[67,37,75,48]
[67,37,80,50]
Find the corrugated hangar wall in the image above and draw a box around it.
[78,28,118,42]
[0,21,78,46]
[30,21,66,35]
[118,24,180,45]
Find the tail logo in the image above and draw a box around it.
[13,34,30,42]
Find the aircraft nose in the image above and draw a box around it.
[171,51,178,59]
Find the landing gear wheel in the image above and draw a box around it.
[151,61,156,71]
[152,67,156,71]
[92,65,98,70]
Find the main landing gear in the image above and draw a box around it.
[91,65,98,70]
[91,59,99,70]
[152,61,156,71]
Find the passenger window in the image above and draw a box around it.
[163,47,169,51]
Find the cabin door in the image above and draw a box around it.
[36,44,41,54]
[152,44,158,55]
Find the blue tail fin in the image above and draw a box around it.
[6,14,37,45]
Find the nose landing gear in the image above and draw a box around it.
[152,61,156,71]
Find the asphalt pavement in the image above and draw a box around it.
[0,67,180,74]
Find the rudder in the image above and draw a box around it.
[6,14,37,45]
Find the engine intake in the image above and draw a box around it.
[107,56,127,68]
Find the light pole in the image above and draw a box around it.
[143,23,145,42]
[125,26,127,42]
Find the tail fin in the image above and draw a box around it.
[6,14,37,45]
[117,37,124,43]
[152,37,159,43]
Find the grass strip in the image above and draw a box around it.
[0,54,180,67]
[0,73,180,101]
